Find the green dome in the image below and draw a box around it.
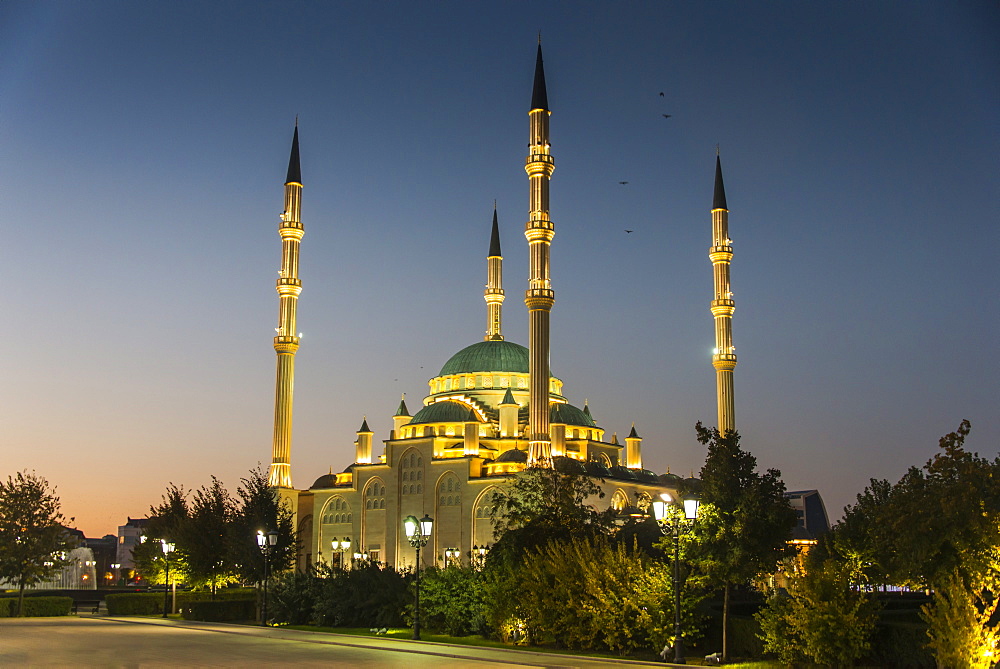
[410,401,475,425]
[550,403,596,427]
[438,340,530,375]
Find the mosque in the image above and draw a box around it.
[265,45,739,570]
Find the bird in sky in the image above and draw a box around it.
[659,92,664,97]
[625,229,634,234]
[662,114,672,119]
[618,181,629,185]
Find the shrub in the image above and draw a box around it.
[269,571,318,625]
[420,565,489,636]
[181,599,256,622]
[106,593,166,616]
[0,596,71,617]
[867,621,934,668]
[311,563,410,628]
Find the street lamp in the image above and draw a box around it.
[111,563,121,586]
[331,537,351,570]
[471,544,489,570]
[651,492,701,664]
[444,547,460,567]
[256,530,278,626]
[403,513,433,640]
[160,540,175,618]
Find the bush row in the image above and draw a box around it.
[106,589,256,616]
[0,596,73,617]
[181,599,257,622]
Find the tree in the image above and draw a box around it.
[228,466,296,584]
[419,564,489,636]
[181,477,237,594]
[131,483,190,586]
[690,423,796,660]
[757,558,879,667]
[833,420,1000,666]
[0,471,76,616]
[487,465,616,569]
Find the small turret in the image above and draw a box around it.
[625,423,642,469]
[393,394,411,437]
[355,416,373,464]
[499,388,519,438]
[463,407,481,456]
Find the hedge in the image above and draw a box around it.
[181,599,257,622]
[106,589,256,616]
[0,596,73,617]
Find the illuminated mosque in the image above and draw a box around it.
[265,45,739,570]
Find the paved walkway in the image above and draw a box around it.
[0,616,696,667]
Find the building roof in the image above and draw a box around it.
[494,448,528,464]
[550,402,597,427]
[409,400,475,425]
[438,340,530,375]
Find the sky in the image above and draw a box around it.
[2,2,997,538]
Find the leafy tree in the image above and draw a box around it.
[0,471,76,616]
[515,536,706,654]
[180,477,237,594]
[131,483,190,586]
[922,569,999,669]
[487,465,616,569]
[691,422,796,660]
[228,467,296,585]
[419,564,489,636]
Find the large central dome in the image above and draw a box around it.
[438,340,530,375]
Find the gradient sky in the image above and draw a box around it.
[2,2,997,538]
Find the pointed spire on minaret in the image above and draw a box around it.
[628,422,639,439]
[286,121,302,185]
[395,394,410,417]
[530,43,549,111]
[485,204,505,341]
[358,416,371,433]
[713,154,727,211]
[489,203,501,257]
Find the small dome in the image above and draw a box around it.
[550,403,596,427]
[439,340,530,375]
[552,455,586,474]
[635,469,660,483]
[310,474,338,489]
[609,465,638,481]
[494,449,528,464]
[410,401,474,425]
[659,472,683,485]
[584,461,612,478]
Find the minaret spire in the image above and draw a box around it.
[485,204,505,340]
[525,42,555,467]
[710,153,737,435]
[269,123,305,488]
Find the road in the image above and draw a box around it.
[0,617,690,667]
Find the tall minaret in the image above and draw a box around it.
[485,204,504,341]
[268,123,304,489]
[709,153,737,435]
[524,43,555,467]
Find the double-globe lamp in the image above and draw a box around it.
[403,514,433,640]
[651,492,700,665]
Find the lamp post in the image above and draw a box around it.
[444,547,460,568]
[111,563,121,586]
[256,530,278,626]
[651,492,700,664]
[160,540,175,618]
[331,537,351,570]
[403,513,433,640]
[471,544,489,570]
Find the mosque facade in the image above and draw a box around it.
[266,45,736,571]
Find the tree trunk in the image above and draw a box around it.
[17,579,26,617]
[722,581,730,661]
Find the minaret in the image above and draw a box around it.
[524,43,556,467]
[268,123,304,489]
[710,154,737,435]
[485,204,504,340]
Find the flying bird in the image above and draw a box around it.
[659,92,664,97]
[618,181,629,185]
[625,229,633,234]
[662,114,672,119]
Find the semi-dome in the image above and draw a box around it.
[409,400,476,425]
[494,449,528,464]
[310,473,338,489]
[438,340,530,375]
[550,402,596,427]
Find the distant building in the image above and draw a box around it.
[116,517,149,573]
[785,490,830,540]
